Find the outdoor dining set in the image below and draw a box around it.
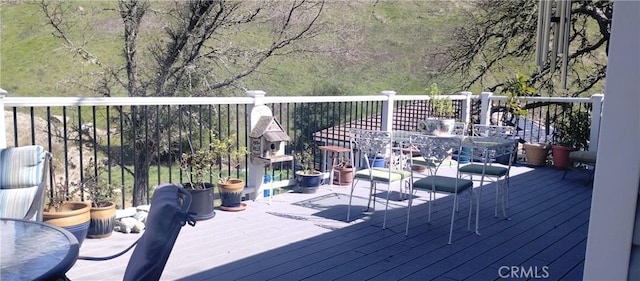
[344,123,518,244]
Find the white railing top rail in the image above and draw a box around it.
[1,92,602,108]
[2,96,256,107]
[488,95,596,103]
[393,93,477,102]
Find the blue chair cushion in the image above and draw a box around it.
[459,164,509,177]
[354,167,410,182]
[413,176,474,193]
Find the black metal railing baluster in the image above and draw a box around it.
[155,105,161,187]
[30,107,35,145]
[167,105,173,184]
[12,108,18,147]
[118,106,125,208]
[106,106,112,199]
[78,106,85,200]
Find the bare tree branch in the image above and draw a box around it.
[443,0,611,97]
[40,0,325,205]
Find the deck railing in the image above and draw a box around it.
[0,89,603,207]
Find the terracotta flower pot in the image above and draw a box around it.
[333,165,354,186]
[524,143,550,166]
[552,145,577,170]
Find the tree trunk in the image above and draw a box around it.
[133,144,150,206]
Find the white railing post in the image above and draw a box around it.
[0,88,6,148]
[380,91,396,132]
[381,91,396,159]
[460,91,472,125]
[246,90,269,200]
[589,93,604,152]
[479,92,493,125]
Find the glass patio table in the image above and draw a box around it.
[0,218,79,281]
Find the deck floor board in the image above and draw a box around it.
[66,165,590,281]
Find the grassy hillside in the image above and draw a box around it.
[1,1,468,97]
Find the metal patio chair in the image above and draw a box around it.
[406,134,478,244]
[346,128,411,229]
[459,124,517,216]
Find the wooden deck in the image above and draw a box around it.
[66,165,592,280]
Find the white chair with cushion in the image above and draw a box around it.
[459,124,517,218]
[0,145,51,221]
[346,129,411,229]
[406,134,478,244]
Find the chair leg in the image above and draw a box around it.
[473,189,481,236]
[347,179,360,221]
[383,183,392,229]
[428,190,433,224]
[366,182,375,212]
[494,180,500,218]
[448,195,457,244]
[467,192,473,232]
[505,174,510,209]
[478,174,486,207]
[500,180,509,219]
[405,186,413,236]
[493,179,508,218]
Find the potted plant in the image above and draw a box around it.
[503,73,545,165]
[333,156,354,186]
[523,143,551,166]
[43,176,91,246]
[551,110,591,169]
[294,143,323,193]
[181,131,248,214]
[81,159,117,239]
[422,83,455,136]
[502,73,534,120]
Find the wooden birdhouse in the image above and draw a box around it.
[249,116,292,165]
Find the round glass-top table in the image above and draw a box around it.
[0,218,79,281]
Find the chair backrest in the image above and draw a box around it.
[410,134,463,173]
[451,122,468,136]
[471,124,518,164]
[471,124,515,139]
[349,128,393,170]
[123,183,194,281]
[0,145,50,221]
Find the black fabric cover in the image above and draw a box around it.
[123,184,187,281]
